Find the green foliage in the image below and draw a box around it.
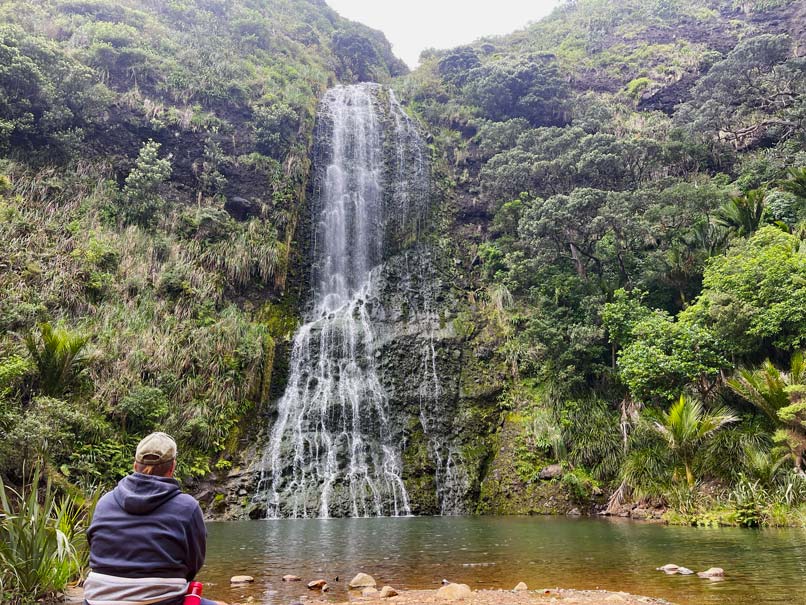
[563,398,623,480]
[24,323,89,398]
[728,352,806,470]
[462,54,570,126]
[677,34,806,149]
[715,189,768,236]
[560,467,599,503]
[617,310,727,403]
[0,471,92,603]
[253,102,299,160]
[120,140,172,228]
[116,386,168,434]
[683,227,806,355]
[652,395,738,487]
[0,24,109,160]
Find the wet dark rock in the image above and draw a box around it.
[224,196,261,221]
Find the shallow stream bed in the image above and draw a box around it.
[202,516,806,604]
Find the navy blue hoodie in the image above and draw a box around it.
[88,473,206,580]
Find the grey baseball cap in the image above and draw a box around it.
[135,432,177,465]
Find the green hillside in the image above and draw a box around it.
[0,0,404,486]
[397,0,806,520]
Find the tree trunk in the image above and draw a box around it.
[569,242,587,280]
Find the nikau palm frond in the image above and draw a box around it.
[653,395,738,487]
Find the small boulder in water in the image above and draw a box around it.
[230,575,254,584]
[656,564,679,574]
[513,582,528,591]
[308,579,327,590]
[678,567,694,575]
[379,586,398,598]
[437,583,472,601]
[349,573,377,588]
[362,587,379,597]
[283,575,302,582]
[697,567,725,578]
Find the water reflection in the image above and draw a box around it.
[202,517,806,605]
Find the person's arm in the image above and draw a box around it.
[185,504,207,581]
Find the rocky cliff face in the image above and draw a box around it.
[198,84,500,519]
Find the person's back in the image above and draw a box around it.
[83,432,225,605]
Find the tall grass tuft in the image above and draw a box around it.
[0,471,93,604]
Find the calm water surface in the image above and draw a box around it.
[202,516,806,604]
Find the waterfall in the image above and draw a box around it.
[257,84,428,518]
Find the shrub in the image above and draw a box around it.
[0,471,92,604]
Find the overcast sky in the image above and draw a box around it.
[326,0,563,68]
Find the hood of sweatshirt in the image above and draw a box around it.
[112,473,182,515]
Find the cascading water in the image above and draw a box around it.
[257,84,428,518]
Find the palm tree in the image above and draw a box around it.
[714,189,767,237]
[653,395,738,488]
[24,323,89,398]
[728,352,806,471]
[779,167,806,200]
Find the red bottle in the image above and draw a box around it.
[184,581,204,605]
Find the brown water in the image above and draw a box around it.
[201,516,806,604]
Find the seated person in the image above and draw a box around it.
[83,432,227,605]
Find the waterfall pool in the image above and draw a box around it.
[201,516,806,604]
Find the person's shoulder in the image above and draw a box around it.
[172,492,203,514]
[93,490,119,512]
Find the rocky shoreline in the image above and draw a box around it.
[309,587,675,605]
[62,585,675,605]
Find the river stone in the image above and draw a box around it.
[283,575,302,582]
[362,587,380,597]
[379,586,398,598]
[230,575,254,584]
[656,564,679,573]
[678,567,694,575]
[307,579,327,589]
[513,582,528,591]
[538,464,563,480]
[349,573,377,588]
[697,567,725,578]
[437,583,472,600]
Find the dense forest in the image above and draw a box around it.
[1,0,806,601]
[397,0,806,524]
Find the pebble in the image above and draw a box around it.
[230,575,254,584]
[363,587,380,597]
[283,575,302,582]
[380,586,399,598]
[308,579,327,590]
[513,582,528,591]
